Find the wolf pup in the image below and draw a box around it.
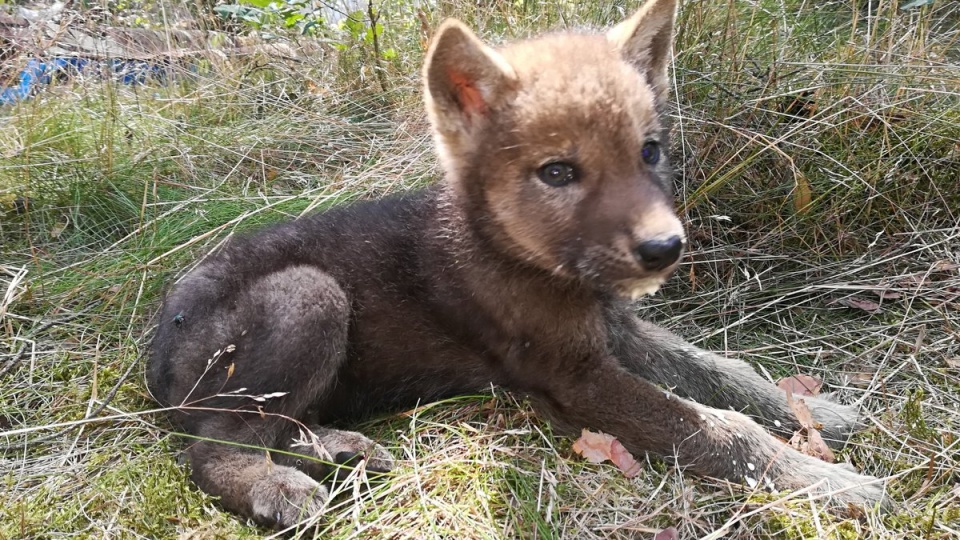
[149,0,884,528]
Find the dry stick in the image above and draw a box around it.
[0,304,96,377]
[0,349,144,452]
[368,0,389,93]
[0,316,144,452]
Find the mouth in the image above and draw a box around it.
[615,276,669,300]
[574,243,681,298]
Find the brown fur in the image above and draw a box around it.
[148,0,884,529]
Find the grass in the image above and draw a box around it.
[1,0,959,538]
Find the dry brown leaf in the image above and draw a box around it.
[931,260,960,272]
[873,289,901,299]
[784,389,833,463]
[848,371,877,387]
[945,358,960,369]
[777,374,823,396]
[787,431,803,451]
[417,8,432,49]
[654,527,679,540]
[572,428,642,478]
[835,297,882,313]
[787,432,834,462]
[793,172,813,214]
[806,429,835,463]
[784,389,818,430]
[304,79,329,97]
[572,428,614,464]
[609,438,643,478]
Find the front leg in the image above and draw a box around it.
[608,311,860,445]
[533,358,883,508]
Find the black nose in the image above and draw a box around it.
[634,236,684,271]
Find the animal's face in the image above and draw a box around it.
[425,0,685,298]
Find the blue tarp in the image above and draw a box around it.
[0,57,168,105]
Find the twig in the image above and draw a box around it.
[367,0,388,93]
[0,304,97,377]
[0,347,143,451]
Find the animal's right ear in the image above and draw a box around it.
[423,20,517,138]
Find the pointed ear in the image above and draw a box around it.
[607,0,677,104]
[423,19,516,137]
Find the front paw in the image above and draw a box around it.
[771,452,888,510]
[249,466,328,529]
[804,395,863,447]
[299,427,395,481]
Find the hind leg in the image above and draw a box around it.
[161,266,356,528]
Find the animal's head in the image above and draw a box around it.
[424,0,685,299]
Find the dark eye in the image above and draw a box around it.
[536,162,577,187]
[641,141,661,165]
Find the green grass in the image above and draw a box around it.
[2,0,959,538]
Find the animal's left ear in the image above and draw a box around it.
[607,0,677,104]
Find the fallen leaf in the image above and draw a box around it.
[304,79,329,97]
[573,429,613,463]
[931,260,960,272]
[785,390,819,430]
[872,289,901,299]
[787,429,834,463]
[847,371,877,387]
[806,429,835,463]
[654,527,679,540]
[480,397,497,411]
[417,8,432,49]
[609,438,643,478]
[945,358,960,369]
[834,297,882,313]
[787,430,804,451]
[784,389,833,463]
[845,501,866,519]
[793,172,813,214]
[914,326,925,354]
[572,429,642,478]
[572,429,613,464]
[777,374,823,396]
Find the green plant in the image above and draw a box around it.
[214,0,326,36]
